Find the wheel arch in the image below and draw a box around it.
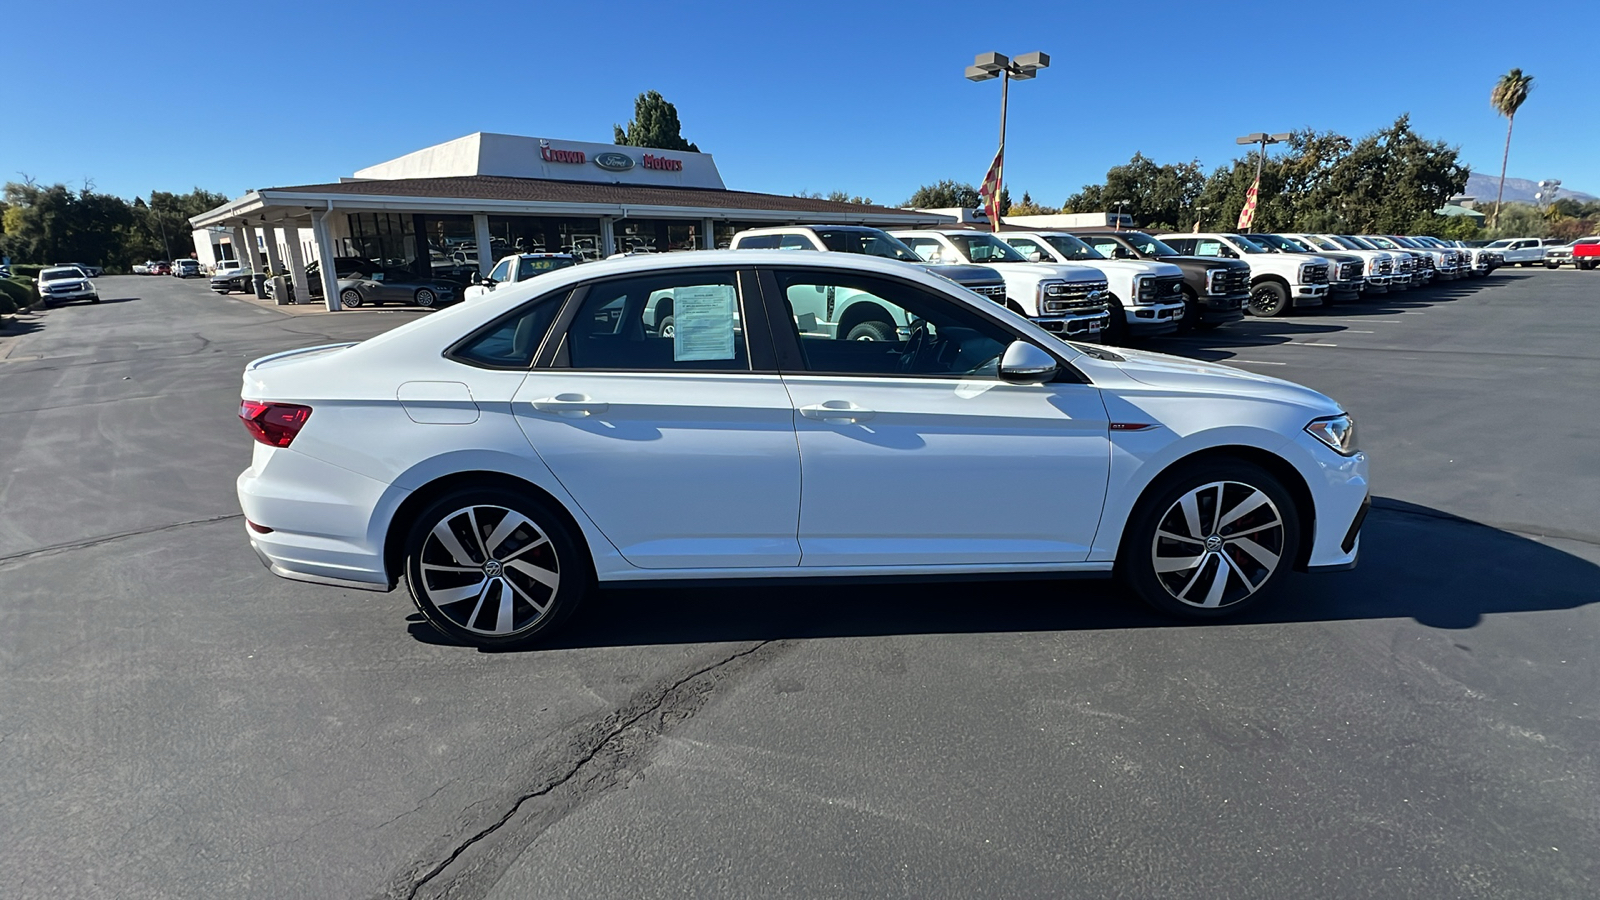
[835,299,896,334]
[382,470,596,590]
[1250,273,1292,291]
[1113,444,1317,572]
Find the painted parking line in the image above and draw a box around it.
[1232,359,1287,366]
[1292,342,1339,347]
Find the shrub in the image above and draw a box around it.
[0,290,16,316]
[10,264,48,279]
[0,277,40,310]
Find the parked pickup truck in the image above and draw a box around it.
[461,253,579,301]
[1156,233,1329,317]
[1072,230,1250,330]
[1246,234,1365,299]
[1290,234,1397,293]
[998,230,1188,340]
[729,225,1008,304]
[889,229,1111,341]
[1572,237,1600,270]
[1481,237,1554,267]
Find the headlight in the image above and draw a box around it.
[1306,414,1358,456]
[1206,268,1226,293]
[1134,275,1152,303]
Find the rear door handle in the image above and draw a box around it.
[530,394,609,418]
[798,402,875,424]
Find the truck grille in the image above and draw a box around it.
[1043,279,1109,314]
[1211,267,1249,295]
[1337,261,1363,282]
[968,283,1007,303]
[1305,264,1330,284]
[1378,259,1393,275]
[1141,274,1185,303]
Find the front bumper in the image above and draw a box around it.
[43,287,96,302]
[1035,310,1110,340]
[1287,431,1369,571]
[1292,284,1327,307]
[1329,278,1364,296]
[1200,292,1247,323]
[1126,300,1185,336]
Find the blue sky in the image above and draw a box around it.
[5,0,1592,206]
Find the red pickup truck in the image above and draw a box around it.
[1572,237,1600,270]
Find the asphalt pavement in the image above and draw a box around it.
[1,271,1596,899]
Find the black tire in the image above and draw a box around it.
[657,314,674,338]
[414,288,437,308]
[1116,459,1300,620]
[339,289,363,308]
[403,486,589,649]
[90,297,100,304]
[1103,302,1130,344]
[845,320,895,342]
[1545,262,1560,269]
[1176,287,1200,335]
[1248,281,1290,317]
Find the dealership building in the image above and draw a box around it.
[189,132,941,309]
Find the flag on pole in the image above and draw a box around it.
[978,145,1005,233]
[1236,176,1260,231]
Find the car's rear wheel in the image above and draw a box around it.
[657,315,674,338]
[415,288,437,307]
[339,289,363,308]
[1117,460,1300,620]
[845,320,895,342]
[1248,282,1289,317]
[403,488,588,649]
[1176,287,1199,334]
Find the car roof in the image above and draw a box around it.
[41,266,84,274]
[738,224,884,233]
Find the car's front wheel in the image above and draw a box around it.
[403,487,588,649]
[414,288,437,307]
[1117,460,1300,619]
[1248,282,1289,317]
[339,289,363,308]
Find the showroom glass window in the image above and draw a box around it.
[566,271,747,371]
[771,270,1012,378]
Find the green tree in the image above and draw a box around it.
[903,180,982,209]
[795,190,875,205]
[1489,68,1534,228]
[1484,202,1548,239]
[1007,191,1057,216]
[1,181,133,267]
[613,91,700,152]
[1062,153,1206,231]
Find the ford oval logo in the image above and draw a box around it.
[594,152,635,172]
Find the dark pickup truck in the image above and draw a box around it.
[1074,231,1248,330]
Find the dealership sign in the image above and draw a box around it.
[642,153,683,172]
[539,140,586,165]
[593,152,636,172]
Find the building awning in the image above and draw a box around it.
[190,174,941,229]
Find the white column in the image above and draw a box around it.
[241,225,267,297]
[229,226,249,265]
[599,217,617,257]
[311,209,342,312]
[701,217,715,250]
[283,221,310,306]
[473,214,495,276]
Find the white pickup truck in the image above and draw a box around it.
[1481,237,1554,267]
[462,253,578,302]
[999,231,1186,340]
[1156,233,1329,317]
[890,229,1111,341]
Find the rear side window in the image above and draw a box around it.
[450,294,565,369]
[565,270,748,371]
[735,234,781,249]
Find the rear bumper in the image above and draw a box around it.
[237,447,399,591]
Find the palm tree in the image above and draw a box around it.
[1489,68,1534,229]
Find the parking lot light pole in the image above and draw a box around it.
[965,51,1049,226]
[1114,199,1131,230]
[1236,131,1293,191]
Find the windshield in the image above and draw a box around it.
[1245,234,1302,253]
[1224,235,1269,254]
[1122,234,1182,256]
[1364,236,1400,250]
[946,232,1029,263]
[1483,239,1513,249]
[816,228,923,262]
[40,269,83,281]
[1301,235,1340,251]
[1040,234,1107,261]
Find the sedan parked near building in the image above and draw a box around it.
[37,266,100,306]
[236,251,1370,648]
[211,266,256,294]
[334,268,459,308]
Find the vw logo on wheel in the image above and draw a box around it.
[483,559,504,577]
[1204,535,1224,552]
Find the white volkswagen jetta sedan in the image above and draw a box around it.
[237,251,1368,648]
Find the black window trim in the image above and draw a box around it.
[543,266,779,375]
[442,287,575,371]
[753,266,1088,384]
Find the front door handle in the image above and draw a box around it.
[798,402,875,425]
[530,394,609,418]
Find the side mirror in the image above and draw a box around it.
[999,341,1058,384]
[470,271,483,284]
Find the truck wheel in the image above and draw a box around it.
[1104,302,1130,344]
[1248,282,1289,317]
[845,320,895,342]
[1176,287,1200,334]
[1545,261,1560,269]
[657,315,674,338]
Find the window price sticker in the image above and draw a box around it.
[673,284,737,361]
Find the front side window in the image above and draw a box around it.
[1006,237,1049,262]
[450,294,565,369]
[815,229,923,262]
[1223,236,1268,254]
[566,270,747,371]
[946,233,1029,263]
[1042,234,1106,261]
[899,236,945,263]
[489,259,513,282]
[1192,239,1227,257]
[735,234,781,249]
[772,270,1014,378]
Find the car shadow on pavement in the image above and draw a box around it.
[405,497,1600,651]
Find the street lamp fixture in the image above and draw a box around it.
[1234,131,1292,229]
[965,51,1050,230]
[1114,199,1131,230]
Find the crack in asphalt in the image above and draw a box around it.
[0,513,244,567]
[386,639,788,900]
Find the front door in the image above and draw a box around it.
[511,268,801,569]
[761,268,1111,567]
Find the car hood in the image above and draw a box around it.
[985,261,1106,282]
[1104,345,1343,414]
[923,263,1005,286]
[1079,258,1184,277]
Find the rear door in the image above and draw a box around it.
[510,267,802,569]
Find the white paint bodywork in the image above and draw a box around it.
[886,230,1103,317]
[999,230,1188,323]
[235,251,1368,592]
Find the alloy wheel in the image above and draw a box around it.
[1150,480,1285,609]
[340,289,363,308]
[417,505,561,637]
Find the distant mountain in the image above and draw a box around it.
[1463,173,1595,204]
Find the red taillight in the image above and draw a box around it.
[240,400,312,447]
